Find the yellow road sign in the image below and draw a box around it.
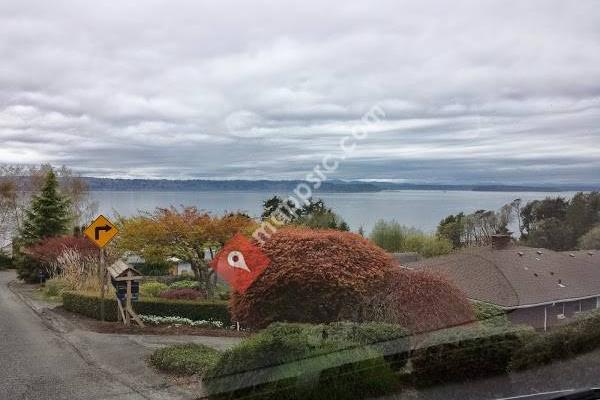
[84,215,118,248]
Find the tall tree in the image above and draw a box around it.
[20,169,71,244]
[115,207,256,298]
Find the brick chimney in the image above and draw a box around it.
[491,234,511,250]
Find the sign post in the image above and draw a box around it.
[84,215,119,322]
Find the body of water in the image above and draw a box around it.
[90,190,578,234]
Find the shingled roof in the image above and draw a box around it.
[405,246,600,309]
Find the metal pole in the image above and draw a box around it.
[100,248,106,322]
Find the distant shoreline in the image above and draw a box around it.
[83,177,597,193]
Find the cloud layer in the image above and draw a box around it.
[1,0,600,183]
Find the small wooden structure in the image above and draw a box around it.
[107,260,144,327]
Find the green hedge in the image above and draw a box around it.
[511,309,600,371]
[205,322,407,400]
[149,343,221,376]
[62,291,230,325]
[472,302,509,327]
[411,324,533,386]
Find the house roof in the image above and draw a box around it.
[405,246,600,309]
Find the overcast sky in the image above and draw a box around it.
[1,1,599,184]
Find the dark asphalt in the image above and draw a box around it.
[0,270,147,400]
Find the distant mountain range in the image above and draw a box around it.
[83,177,599,193]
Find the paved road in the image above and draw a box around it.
[0,270,150,400]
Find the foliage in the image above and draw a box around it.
[437,204,516,248]
[369,219,452,258]
[520,193,600,250]
[134,260,172,276]
[26,235,97,266]
[0,164,96,247]
[62,291,230,324]
[437,213,465,248]
[511,309,600,371]
[205,322,399,400]
[158,288,204,300]
[19,169,71,244]
[140,315,224,328]
[149,344,221,376]
[44,277,70,297]
[261,196,349,231]
[169,279,200,289]
[472,302,509,326]
[526,217,575,251]
[230,228,395,329]
[0,250,13,270]
[140,281,169,298]
[114,207,256,297]
[362,269,474,333]
[578,225,600,250]
[411,324,532,386]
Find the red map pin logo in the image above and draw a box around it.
[210,233,270,294]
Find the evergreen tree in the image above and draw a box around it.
[20,169,71,244]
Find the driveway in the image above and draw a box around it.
[0,270,241,400]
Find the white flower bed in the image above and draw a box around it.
[140,314,224,328]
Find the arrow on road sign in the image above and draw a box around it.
[95,225,112,240]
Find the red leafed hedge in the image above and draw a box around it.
[26,235,98,264]
[230,228,395,329]
[158,288,205,301]
[363,269,475,333]
[230,227,474,332]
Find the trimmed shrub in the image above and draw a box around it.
[205,322,400,400]
[159,288,204,301]
[62,291,230,325]
[511,309,600,371]
[149,344,221,376]
[473,302,510,327]
[169,280,200,289]
[231,228,395,329]
[363,269,475,333]
[140,281,169,298]
[412,324,532,386]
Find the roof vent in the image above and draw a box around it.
[550,271,554,275]
[537,250,543,255]
[569,253,575,258]
[517,251,524,257]
[536,257,541,261]
[534,273,538,277]
[589,252,595,256]
[558,279,566,288]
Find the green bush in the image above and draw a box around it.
[511,309,600,371]
[44,278,70,297]
[133,261,172,276]
[473,302,510,326]
[149,344,221,376]
[169,280,200,289]
[411,324,532,386]
[140,281,169,298]
[205,322,404,400]
[369,219,453,258]
[62,291,230,325]
[0,250,13,270]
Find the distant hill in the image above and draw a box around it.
[82,177,598,193]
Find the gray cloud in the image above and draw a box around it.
[1,0,600,183]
